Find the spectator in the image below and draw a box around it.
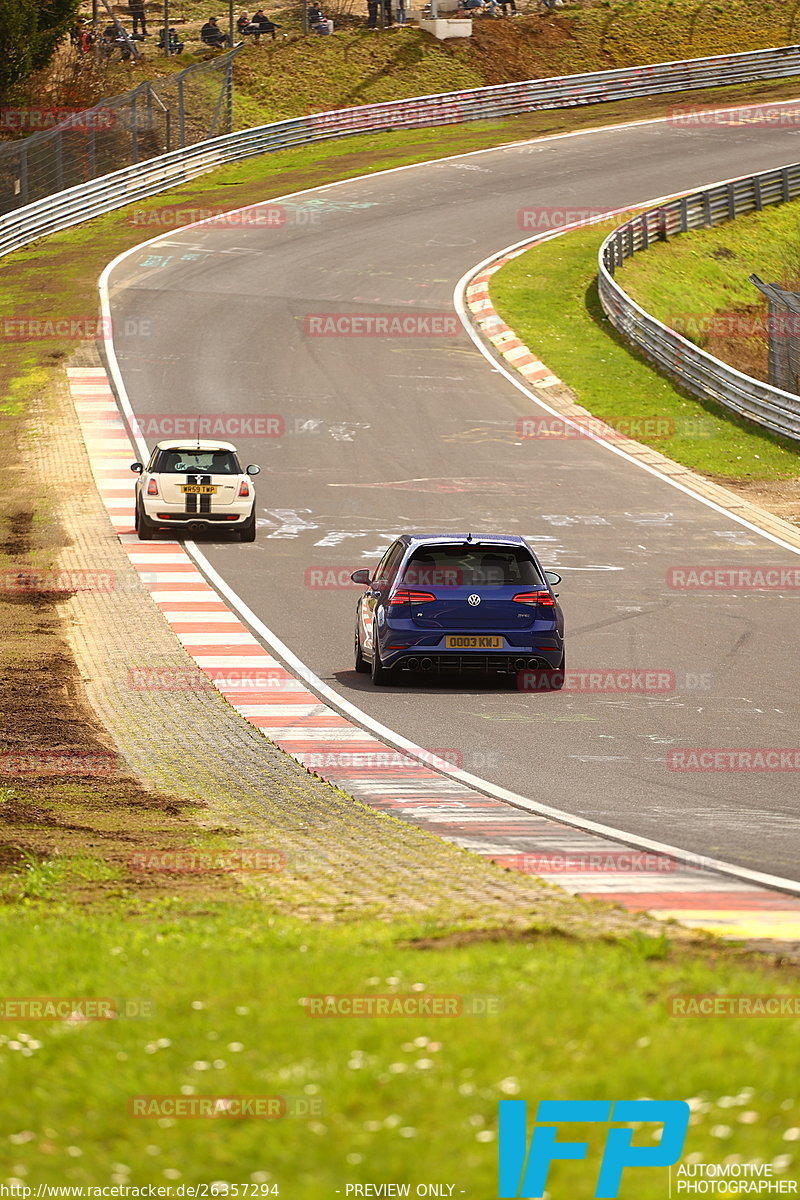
[383,0,392,22]
[102,23,138,59]
[70,18,94,52]
[158,26,184,52]
[314,14,332,32]
[249,8,280,39]
[128,0,148,36]
[499,0,516,11]
[366,0,378,26]
[307,3,322,26]
[396,0,407,23]
[200,16,229,46]
[237,11,251,31]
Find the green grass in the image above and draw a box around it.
[0,854,123,902]
[0,906,797,1191]
[489,223,800,479]
[230,0,800,124]
[618,198,800,331]
[49,0,800,127]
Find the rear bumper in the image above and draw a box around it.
[150,511,250,524]
[381,641,563,672]
[393,652,558,674]
[140,496,253,525]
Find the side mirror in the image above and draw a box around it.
[545,571,562,586]
[246,464,261,476]
[350,569,371,585]
[131,462,143,474]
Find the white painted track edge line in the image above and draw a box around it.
[182,541,800,901]
[95,123,800,901]
[455,223,800,557]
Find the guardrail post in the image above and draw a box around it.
[727,181,736,218]
[702,191,711,226]
[754,175,763,211]
[679,196,688,233]
[641,212,649,250]
[783,166,792,203]
[658,208,668,241]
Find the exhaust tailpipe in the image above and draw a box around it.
[420,658,433,671]
[406,657,420,671]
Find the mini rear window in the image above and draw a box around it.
[401,546,542,588]
[155,450,241,475]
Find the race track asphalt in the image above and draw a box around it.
[105,110,800,879]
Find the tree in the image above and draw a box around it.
[0,0,82,95]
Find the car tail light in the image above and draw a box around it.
[146,479,159,496]
[389,589,436,606]
[512,590,555,606]
[238,479,250,497]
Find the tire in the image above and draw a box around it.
[238,511,256,542]
[370,637,392,686]
[354,627,369,673]
[136,500,155,540]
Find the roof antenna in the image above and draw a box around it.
[466,532,473,542]
[196,415,201,452]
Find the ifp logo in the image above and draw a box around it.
[498,1100,690,1198]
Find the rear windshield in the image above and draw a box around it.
[401,546,542,589]
[154,449,241,475]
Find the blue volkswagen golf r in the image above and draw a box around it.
[351,534,564,686]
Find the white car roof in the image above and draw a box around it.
[154,439,239,453]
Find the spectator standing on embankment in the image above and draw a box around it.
[129,0,148,35]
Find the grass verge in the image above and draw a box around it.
[489,221,800,481]
[21,0,800,125]
[0,906,797,1190]
[616,197,800,384]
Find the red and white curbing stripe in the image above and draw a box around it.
[466,262,561,388]
[69,365,800,943]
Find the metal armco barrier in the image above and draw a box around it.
[4,44,800,261]
[598,164,800,443]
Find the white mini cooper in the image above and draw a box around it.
[131,440,260,542]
